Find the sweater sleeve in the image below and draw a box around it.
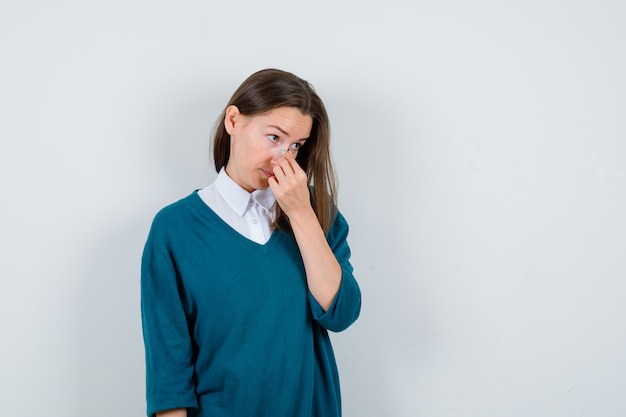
[141,228,198,417]
[308,210,361,332]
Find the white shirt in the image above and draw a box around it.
[198,168,276,244]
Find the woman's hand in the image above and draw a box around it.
[268,152,312,217]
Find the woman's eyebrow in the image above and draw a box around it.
[268,124,309,141]
[268,124,289,136]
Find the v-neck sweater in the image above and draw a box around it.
[141,191,361,417]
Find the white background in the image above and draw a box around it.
[1,1,625,416]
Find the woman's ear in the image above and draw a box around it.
[224,105,241,135]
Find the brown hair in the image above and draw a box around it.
[212,68,337,234]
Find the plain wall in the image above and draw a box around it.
[1,1,625,416]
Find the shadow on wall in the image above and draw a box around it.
[75,214,147,417]
[326,81,429,416]
[144,84,229,196]
[73,86,227,416]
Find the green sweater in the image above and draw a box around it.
[141,191,361,417]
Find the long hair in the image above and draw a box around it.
[212,68,337,234]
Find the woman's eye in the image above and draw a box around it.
[290,142,302,150]
[267,134,278,142]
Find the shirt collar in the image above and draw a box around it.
[214,168,276,217]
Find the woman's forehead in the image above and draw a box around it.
[253,107,312,138]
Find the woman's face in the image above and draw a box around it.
[224,105,313,192]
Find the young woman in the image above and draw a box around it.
[141,68,361,417]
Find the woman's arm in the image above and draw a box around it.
[269,154,342,310]
[142,226,198,415]
[287,205,342,310]
[157,409,187,417]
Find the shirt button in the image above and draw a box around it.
[251,218,258,224]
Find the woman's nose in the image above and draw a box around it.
[271,148,287,165]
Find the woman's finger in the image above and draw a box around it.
[277,153,297,175]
